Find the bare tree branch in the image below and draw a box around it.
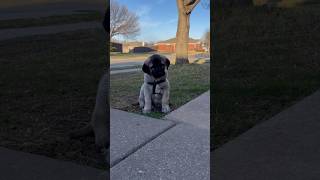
[202,29,210,52]
[110,0,140,40]
[184,0,196,6]
[184,0,201,15]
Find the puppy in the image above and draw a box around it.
[70,73,109,150]
[139,54,171,114]
[69,10,109,154]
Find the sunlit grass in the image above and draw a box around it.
[110,63,210,118]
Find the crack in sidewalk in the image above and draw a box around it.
[110,122,178,168]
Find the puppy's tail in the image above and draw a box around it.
[69,124,94,138]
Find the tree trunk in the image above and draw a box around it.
[175,0,190,64]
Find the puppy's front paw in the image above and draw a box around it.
[95,134,108,150]
[143,108,151,114]
[139,102,144,109]
[162,105,170,113]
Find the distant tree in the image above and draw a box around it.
[202,29,210,52]
[175,0,201,64]
[110,0,140,40]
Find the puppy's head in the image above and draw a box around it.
[142,54,170,78]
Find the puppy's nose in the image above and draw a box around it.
[153,72,165,78]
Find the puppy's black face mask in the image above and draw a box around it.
[150,61,165,78]
[142,54,170,78]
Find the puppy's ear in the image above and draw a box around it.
[165,58,170,69]
[142,63,150,74]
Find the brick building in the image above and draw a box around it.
[111,41,156,53]
[153,38,205,53]
[122,41,144,53]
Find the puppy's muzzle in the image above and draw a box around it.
[151,65,165,78]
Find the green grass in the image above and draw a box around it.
[0,29,107,169]
[212,4,320,149]
[0,12,102,29]
[110,64,210,118]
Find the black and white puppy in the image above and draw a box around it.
[70,9,109,157]
[69,73,109,151]
[139,54,171,113]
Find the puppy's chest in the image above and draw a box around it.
[154,81,169,93]
[154,84,165,94]
[146,80,168,92]
[152,85,165,102]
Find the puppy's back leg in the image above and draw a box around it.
[91,102,108,149]
[91,73,108,149]
[69,73,108,150]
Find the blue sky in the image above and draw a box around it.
[116,0,210,42]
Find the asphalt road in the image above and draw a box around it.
[0,2,105,20]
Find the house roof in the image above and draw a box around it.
[157,37,201,43]
[110,41,144,46]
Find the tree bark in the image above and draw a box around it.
[175,0,200,64]
[176,0,190,64]
[175,0,191,64]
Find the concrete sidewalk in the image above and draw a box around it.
[110,60,210,75]
[165,91,210,130]
[0,147,106,180]
[110,61,142,74]
[213,90,320,180]
[111,123,210,180]
[110,109,175,167]
[111,91,210,179]
[0,91,209,179]
[0,21,102,41]
[110,57,210,67]
[110,68,141,75]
